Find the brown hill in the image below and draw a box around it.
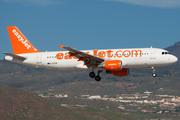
[0,87,89,120]
[0,42,180,96]
[0,87,136,120]
[166,41,180,61]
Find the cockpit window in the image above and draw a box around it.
[162,52,170,55]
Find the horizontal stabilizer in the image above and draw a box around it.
[3,52,26,61]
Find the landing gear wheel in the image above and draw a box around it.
[151,67,157,77]
[152,73,157,77]
[89,72,95,78]
[95,75,101,82]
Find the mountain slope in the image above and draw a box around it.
[0,87,90,120]
[0,87,136,120]
[166,41,180,61]
[0,42,180,95]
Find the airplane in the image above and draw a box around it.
[4,26,178,81]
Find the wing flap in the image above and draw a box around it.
[59,44,104,67]
[60,44,104,61]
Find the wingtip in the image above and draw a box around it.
[59,44,64,49]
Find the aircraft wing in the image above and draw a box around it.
[59,44,104,66]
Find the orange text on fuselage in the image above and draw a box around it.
[56,50,142,60]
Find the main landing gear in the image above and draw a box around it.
[151,67,157,77]
[89,71,102,82]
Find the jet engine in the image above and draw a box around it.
[98,60,122,71]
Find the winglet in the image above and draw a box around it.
[59,44,64,49]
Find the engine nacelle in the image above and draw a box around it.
[98,60,127,71]
[113,68,129,77]
[105,60,122,71]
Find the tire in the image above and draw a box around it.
[95,75,101,82]
[89,72,95,78]
[152,73,157,77]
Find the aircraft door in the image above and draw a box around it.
[36,54,42,64]
[150,48,156,59]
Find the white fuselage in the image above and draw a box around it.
[4,48,178,71]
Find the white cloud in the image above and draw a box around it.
[2,0,57,5]
[104,0,180,8]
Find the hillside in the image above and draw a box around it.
[0,87,135,120]
[0,87,86,120]
[166,41,180,61]
[0,41,179,96]
[0,42,180,119]
[0,62,179,96]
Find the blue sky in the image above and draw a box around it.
[0,0,180,59]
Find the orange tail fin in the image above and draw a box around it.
[7,26,41,54]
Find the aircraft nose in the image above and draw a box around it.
[172,55,178,63]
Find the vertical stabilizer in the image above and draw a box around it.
[7,26,41,54]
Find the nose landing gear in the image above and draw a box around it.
[151,67,157,77]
